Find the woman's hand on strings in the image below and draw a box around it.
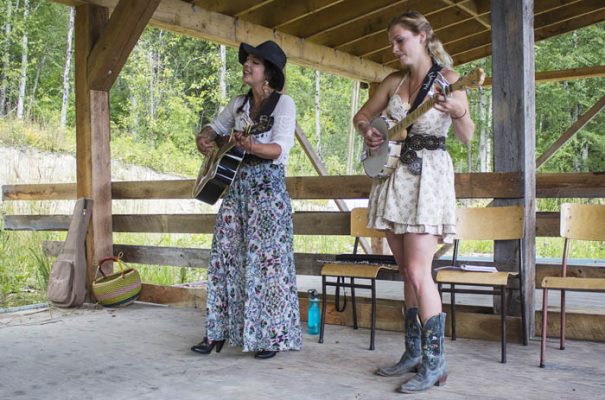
[234,131,255,153]
[433,89,465,120]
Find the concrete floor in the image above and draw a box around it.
[1,303,604,400]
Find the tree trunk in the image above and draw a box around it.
[315,70,321,159]
[347,80,360,174]
[27,53,45,119]
[0,0,13,116]
[60,7,75,128]
[17,0,30,120]
[218,44,226,112]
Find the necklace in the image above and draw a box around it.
[407,63,432,104]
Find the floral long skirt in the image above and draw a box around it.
[205,161,302,352]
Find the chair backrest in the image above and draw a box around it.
[560,203,605,241]
[455,206,525,241]
[350,208,384,238]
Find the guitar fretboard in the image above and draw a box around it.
[387,79,466,141]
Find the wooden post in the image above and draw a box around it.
[75,5,113,295]
[491,1,536,340]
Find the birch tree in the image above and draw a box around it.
[17,0,30,120]
[315,70,321,159]
[0,0,13,116]
[218,44,226,113]
[60,7,74,127]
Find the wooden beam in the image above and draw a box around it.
[482,65,605,87]
[139,283,207,308]
[62,0,394,83]
[536,94,605,169]
[75,5,112,298]
[87,0,161,91]
[1,210,571,237]
[7,172,605,201]
[491,0,536,341]
[43,241,605,283]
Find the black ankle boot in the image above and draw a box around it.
[191,337,225,354]
[254,350,277,359]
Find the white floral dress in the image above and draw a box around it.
[367,76,457,243]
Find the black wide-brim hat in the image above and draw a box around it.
[239,40,287,91]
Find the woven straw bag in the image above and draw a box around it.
[92,255,142,307]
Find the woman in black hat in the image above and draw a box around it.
[191,40,302,360]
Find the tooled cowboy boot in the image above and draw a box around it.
[398,312,448,393]
[376,308,422,376]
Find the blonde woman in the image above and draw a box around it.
[353,11,474,393]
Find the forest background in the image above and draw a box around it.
[1,1,604,307]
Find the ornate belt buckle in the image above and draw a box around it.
[408,135,424,151]
[400,149,418,164]
[408,157,422,175]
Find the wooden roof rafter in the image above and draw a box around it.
[52,0,605,82]
[451,2,605,65]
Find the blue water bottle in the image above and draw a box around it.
[307,289,320,335]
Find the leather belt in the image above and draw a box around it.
[400,134,446,176]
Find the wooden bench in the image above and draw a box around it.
[319,208,397,350]
[436,206,527,363]
[540,203,605,367]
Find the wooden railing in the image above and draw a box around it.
[3,172,605,341]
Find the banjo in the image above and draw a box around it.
[362,67,485,179]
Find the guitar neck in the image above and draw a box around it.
[387,79,466,141]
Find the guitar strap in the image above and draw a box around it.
[406,63,442,134]
[247,91,282,135]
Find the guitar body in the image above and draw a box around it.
[193,140,245,205]
[361,117,406,179]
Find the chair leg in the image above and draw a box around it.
[438,283,443,301]
[351,277,358,330]
[319,276,327,344]
[451,284,457,340]
[520,277,528,346]
[560,289,566,350]
[540,288,549,368]
[370,279,377,351]
[501,286,507,364]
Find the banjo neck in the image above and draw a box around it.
[386,69,483,142]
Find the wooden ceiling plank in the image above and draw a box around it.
[87,0,161,91]
[279,0,410,39]
[452,7,605,65]
[236,0,344,29]
[356,14,488,59]
[188,0,266,15]
[440,0,490,29]
[234,0,277,18]
[320,0,453,49]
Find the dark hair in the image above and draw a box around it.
[263,61,283,91]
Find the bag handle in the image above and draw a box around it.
[96,252,127,279]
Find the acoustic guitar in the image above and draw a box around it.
[192,121,253,205]
[362,67,485,179]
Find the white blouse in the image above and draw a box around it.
[207,94,297,165]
